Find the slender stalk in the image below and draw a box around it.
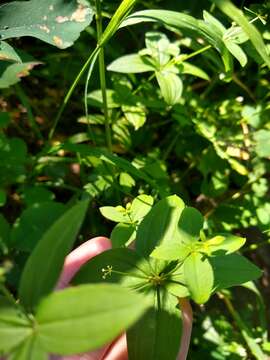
[0,283,32,322]
[177,298,193,360]
[95,0,112,152]
[220,293,267,360]
[49,48,99,141]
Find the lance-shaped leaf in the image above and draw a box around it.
[19,199,89,310]
[36,284,150,355]
[127,289,181,360]
[0,0,93,49]
[136,195,185,257]
[0,296,32,355]
[184,252,214,304]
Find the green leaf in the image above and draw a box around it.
[224,39,247,67]
[180,62,210,80]
[100,206,129,223]
[200,234,246,255]
[254,130,270,158]
[136,195,185,256]
[88,89,121,109]
[21,187,55,207]
[127,289,181,360]
[122,104,147,130]
[11,202,65,252]
[73,248,151,288]
[107,54,155,73]
[7,336,48,360]
[0,0,93,49]
[0,296,32,354]
[211,0,270,69]
[36,284,150,355]
[0,41,21,62]
[19,199,89,310]
[184,252,214,304]
[111,223,136,248]
[0,60,40,89]
[210,254,262,291]
[156,70,183,105]
[150,243,190,261]
[177,206,204,244]
[130,194,154,222]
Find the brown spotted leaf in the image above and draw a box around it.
[0,0,93,49]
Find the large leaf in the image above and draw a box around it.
[73,248,152,288]
[7,336,48,360]
[19,199,89,310]
[211,0,270,69]
[0,297,32,355]
[36,284,150,355]
[136,195,185,257]
[211,254,262,291]
[184,252,214,304]
[0,0,93,49]
[11,202,65,252]
[127,289,181,360]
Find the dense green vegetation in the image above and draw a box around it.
[0,0,270,359]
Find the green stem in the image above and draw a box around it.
[0,283,32,322]
[49,48,99,141]
[15,84,43,141]
[95,0,112,152]
[221,293,267,360]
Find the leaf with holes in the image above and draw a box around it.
[0,0,93,49]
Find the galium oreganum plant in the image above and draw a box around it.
[73,194,262,360]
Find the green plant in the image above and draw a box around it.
[0,0,269,359]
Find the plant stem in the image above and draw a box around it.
[49,47,99,141]
[220,293,267,360]
[95,0,112,152]
[177,298,193,360]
